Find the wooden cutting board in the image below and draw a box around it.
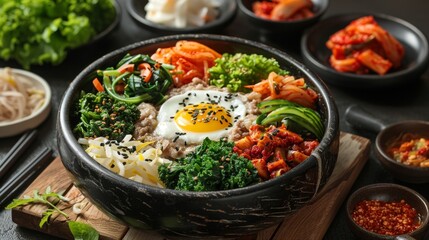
[11,132,370,240]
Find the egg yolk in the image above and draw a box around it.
[174,103,233,132]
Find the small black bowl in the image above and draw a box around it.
[346,183,429,240]
[301,13,429,88]
[238,0,329,34]
[375,121,429,184]
[345,105,429,184]
[126,0,237,34]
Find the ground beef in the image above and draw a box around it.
[133,78,262,159]
[133,103,158,140]
[168,78,226,96]
[229,115,257,142]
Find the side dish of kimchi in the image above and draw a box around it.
[326,16,405,75]
[252,0,314,21]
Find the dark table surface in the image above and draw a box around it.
[1,0,429,239]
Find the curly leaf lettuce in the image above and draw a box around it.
[0,0,116,69]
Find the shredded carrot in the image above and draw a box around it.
[151,40,221,87]
[118,63,135,74]
[92,78,104,92]
[138,63,153,82]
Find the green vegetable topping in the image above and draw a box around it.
[257,100,325,140]
[97,54,174,105]
[158,138,260,191]
[74,91,140,141]
[69,221,100,240]
[5,186,69,228]
[0,0,116,69]
[208,53,289,92]
[5,186,100,240]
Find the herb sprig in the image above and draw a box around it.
[5,186,99,240]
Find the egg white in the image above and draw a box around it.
[154,90,246,144]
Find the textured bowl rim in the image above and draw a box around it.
[301,12,429,80]
[0,68,52,137]
[346,183,429,238]
[59,34,339,198]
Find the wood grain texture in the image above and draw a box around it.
[11,132,370,240]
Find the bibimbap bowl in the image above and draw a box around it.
[57,34,339,238]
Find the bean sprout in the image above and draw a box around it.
[0,68,45,122]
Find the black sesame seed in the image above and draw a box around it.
[272,129,279,136]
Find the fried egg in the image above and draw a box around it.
[154,90,246,144]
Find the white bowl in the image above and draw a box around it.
[0,68,51,138]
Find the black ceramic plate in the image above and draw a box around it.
[301,13,429,88]
[126,0,237,33]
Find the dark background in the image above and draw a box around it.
[1,0,429,239]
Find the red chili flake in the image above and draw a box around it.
[352,199,421,236]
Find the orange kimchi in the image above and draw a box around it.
[326,16,404,75]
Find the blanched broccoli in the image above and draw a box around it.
[158,138,260,191]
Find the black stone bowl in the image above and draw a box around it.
[238,0,329,34]
[301,13,429,89]
[126,0,237,34]
[57,34,339,238]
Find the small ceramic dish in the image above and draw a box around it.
[346,183,429,240]
[126,0,237,33]
[375,121,429,184]
[0,68,52,138]
[301,13,429,88]
[238,0,329,34]
[87,0,122,45]
[345,105,429,184]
